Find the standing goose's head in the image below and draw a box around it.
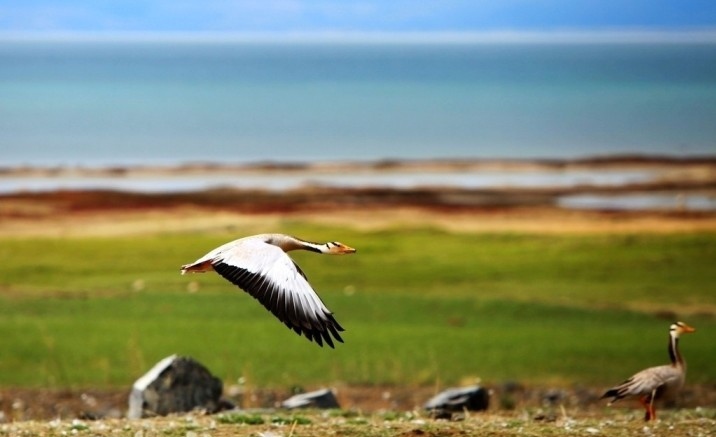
[671,321,696,338]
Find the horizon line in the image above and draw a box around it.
[3,28,716,44]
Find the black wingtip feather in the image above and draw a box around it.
[321,330,335,348]
[601,389,618,400]
[213,261,345,348]
[329,326,344,343]
[326,313,345,332]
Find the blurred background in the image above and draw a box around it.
[0,0,715,421]
[2,1,716,209]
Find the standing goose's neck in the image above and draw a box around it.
[669,332,684,368]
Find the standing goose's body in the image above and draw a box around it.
[601,322,696,421]
[181,233,356,348]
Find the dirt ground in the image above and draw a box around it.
[3,382,716,423]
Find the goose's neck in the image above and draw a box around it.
[298,240,330,254]
[669,333,685,368]
[270,235,327,253]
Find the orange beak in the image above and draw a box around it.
[679,322,696,334]
[340,245,357,254]
[683,325,696,333]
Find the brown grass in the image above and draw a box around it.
[1,188,715,238]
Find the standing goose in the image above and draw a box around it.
[181,233,356,348]
[601,321,696,421]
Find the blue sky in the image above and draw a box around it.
[1,0,715,34]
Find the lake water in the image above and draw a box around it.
[2,38,716,168]
[3,167,715,211]
[0,168,659,193]
[558,193,716,211]
[2,38,715,210]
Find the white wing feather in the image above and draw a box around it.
[203,236,344,347]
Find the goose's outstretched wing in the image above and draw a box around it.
[210,238,344,347]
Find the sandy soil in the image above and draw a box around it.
[3,206,716,238]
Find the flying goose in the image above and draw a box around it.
[601,321,696,421]
[181,233,356,348]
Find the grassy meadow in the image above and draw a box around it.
[0,222,715,396]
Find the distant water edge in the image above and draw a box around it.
[1,155,715,211]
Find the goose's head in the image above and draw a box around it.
[327,241,357,255]
[671,321,696,337]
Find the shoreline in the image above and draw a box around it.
[1,156,715,211]
[1,155,714,236]
[2,155,716,178]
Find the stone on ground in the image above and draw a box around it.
[128,355,229,419]
[281,389,340,409]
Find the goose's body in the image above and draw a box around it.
[602,322,696,421]
[181,233,356,348]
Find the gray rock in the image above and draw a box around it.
[281,389,340,409]
[127,355,227,419]
[424,386,490,416]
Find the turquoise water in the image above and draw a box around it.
[2,40,715,167]
[0,168,659,193]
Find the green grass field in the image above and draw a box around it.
[1,223,715,392]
